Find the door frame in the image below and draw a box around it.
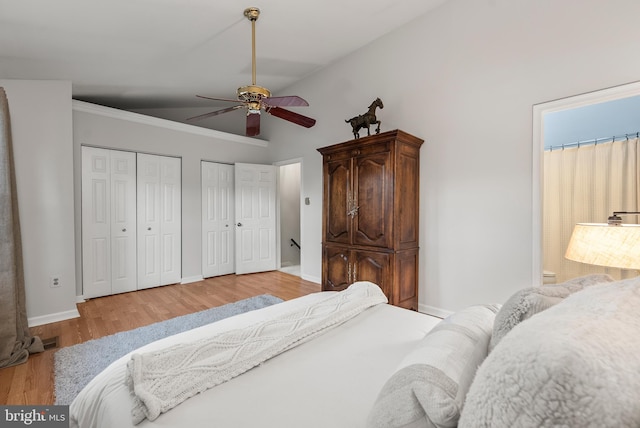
[274,157,303,276]
[531,80,640,285]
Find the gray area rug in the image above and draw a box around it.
[54,294,283,405]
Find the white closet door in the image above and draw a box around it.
[234,163,277,275]
[109,151,137,294]
[137,153,181,289]
[160,156,182,285]
[82,147,136,299]
[82,147,111,298]
[137,154,161,289]
[202,162,235,278]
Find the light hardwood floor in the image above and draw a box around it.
[0,271,320,406]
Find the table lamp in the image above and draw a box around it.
[565,212,640,269]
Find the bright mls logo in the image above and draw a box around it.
[0,406,68,428]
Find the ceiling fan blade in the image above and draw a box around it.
[267,107,316,128]
[264,95,309,107]
[196,94,243,103]
[186,105,243,121]
[246,112,261,136]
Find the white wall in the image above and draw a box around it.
[72,102,272,295]
[0,80,79,325]
[264,0,640,313]
[8,0,640,322]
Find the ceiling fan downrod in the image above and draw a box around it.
[238,7,270,111]
[244,7,259,87]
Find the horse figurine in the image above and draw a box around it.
[345,98,384,139]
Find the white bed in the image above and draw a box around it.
[70,286,442,428]
[80,276,639,428]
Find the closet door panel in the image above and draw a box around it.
[110,151,137,294]
[137,154,162,289]
[218,165,235,275]
[234,163,276,275]
[160,157,181,285]
[137,153,182,289]
[202,162,235,278]
[82,147,112,298]
[82,147,136,298]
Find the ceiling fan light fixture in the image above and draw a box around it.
[238,85,271,101]
[187,6,315,136]
[247,101,261,114]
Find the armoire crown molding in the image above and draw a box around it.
[72,100,269,147]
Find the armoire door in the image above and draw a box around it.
[234,163,277,275]
[352,249,391,298]
[81,147,137,299]
[323,245,351,291]
[352,150,392,248]
[137,153,181,289]
[322,245,390,295]
[323,158,351,244]
[202,161,235,278]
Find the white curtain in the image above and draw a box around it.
[543,138,640,283]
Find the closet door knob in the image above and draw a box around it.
[237,222,243,227]
[147,227,152,231]
[122,228,127,232]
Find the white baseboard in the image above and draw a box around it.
[76,295,86,304]
[28,308,81,327]
[301,273,321,284]
[181,275,204,284]
[418,304,452,319]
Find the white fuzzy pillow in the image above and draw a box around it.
[460,277,640,427]
[489,273,614,352]
[366,304,499,428]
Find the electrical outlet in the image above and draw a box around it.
[50,276,62,288]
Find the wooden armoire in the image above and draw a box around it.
[318,129,424,310]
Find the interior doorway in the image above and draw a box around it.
[532,80,640,284]
[276,160,302,277]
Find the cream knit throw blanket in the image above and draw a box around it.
[126,282,387,424]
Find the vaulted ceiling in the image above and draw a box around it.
[0,0,447,115]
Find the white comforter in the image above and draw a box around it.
[70,285,441,428]
[127,282,387,423]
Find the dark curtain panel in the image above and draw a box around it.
[0,87,43,368]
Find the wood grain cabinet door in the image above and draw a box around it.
[324,158,351,245]
[353,249,391,300]
[323,245,351,291]
[352,151,392,248]
[323,246,392,300]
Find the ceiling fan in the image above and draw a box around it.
[187,7,316,137]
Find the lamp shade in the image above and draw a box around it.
[565,223,640,269]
